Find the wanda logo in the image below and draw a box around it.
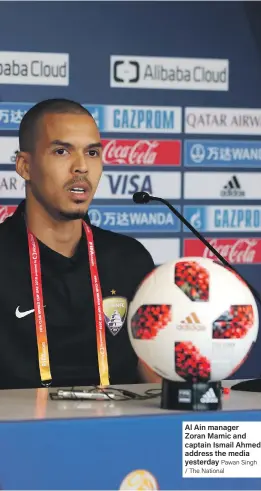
[0,206,17,223]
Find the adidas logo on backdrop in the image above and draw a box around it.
[220,175,245,197]
[200,388,218,404]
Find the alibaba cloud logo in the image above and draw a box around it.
[113,60,140,83]
[119,469,159,490]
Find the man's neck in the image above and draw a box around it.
[25,199,83,258]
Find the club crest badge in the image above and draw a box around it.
[103,296,128,336]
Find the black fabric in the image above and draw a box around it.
[0,201,155,389]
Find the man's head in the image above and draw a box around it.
[16,98,103,220]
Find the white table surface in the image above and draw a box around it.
[0,379,260,422]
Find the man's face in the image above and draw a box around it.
[17,112,103,220]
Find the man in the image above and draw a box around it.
[0,98,160,390]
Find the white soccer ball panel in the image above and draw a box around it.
[127,257,259,382]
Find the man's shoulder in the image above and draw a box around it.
[0,215,15,240]
[0,217,19,274]
[91,225,155,293]
[92,224,150,258]
[0,203,23,240]
[0,206,25,255]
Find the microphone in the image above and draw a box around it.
[133,191,261,392]
[133,191,151,204]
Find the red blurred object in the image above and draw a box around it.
[0,205,17,223]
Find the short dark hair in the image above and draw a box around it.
[19,98,94,153]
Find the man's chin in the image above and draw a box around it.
[58,206,88,221]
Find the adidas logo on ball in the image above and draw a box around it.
[177,312,205,330]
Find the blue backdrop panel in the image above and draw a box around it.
[0,1,260,380]
[0,412,260,490]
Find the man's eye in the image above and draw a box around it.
[55,148,68,155]
[88,149,99,157]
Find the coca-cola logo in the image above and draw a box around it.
[203,239,258,264]
[102,140,159,165]
[0,206,16,223]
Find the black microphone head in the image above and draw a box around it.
[133,191,151,204]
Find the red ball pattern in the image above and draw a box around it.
[131,304,171,340]
[212,305,254,339]
[175,341,211,382]
[174,261,209,301]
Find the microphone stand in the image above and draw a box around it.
[133,192,261,394]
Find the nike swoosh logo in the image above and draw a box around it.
[15,305,46,319]
[15,307,35,319]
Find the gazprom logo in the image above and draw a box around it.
[105,106,182,133]
[183,206,206,231]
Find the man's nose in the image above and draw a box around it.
[71,154,89,174]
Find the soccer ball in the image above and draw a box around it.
[127,257,259,382]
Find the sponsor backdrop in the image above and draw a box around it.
[1,3,261,491]
[0,3,261,378]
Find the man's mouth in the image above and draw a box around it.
[70,187,85,194]
[67,182,91,199]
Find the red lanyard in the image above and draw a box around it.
[27,222,110,387]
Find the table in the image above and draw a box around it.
[0,380,260,490]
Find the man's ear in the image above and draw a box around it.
[16,151,31,182]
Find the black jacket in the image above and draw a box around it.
[0,201,154,389]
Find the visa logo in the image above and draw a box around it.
[107,173,152,195]
[94,171,181,200]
